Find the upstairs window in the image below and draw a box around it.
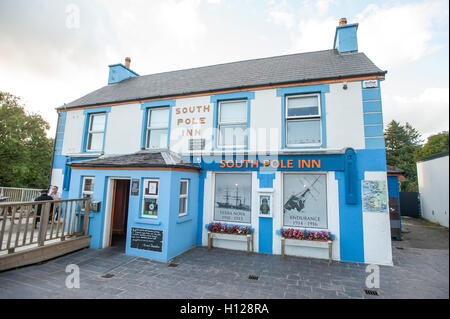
[146,107,169,149]
[285,94,321,146]
[86,113,106,152]
[217,100,248,148]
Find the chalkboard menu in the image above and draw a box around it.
[130,227,163,252]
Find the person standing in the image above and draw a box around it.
[33,189,54,228]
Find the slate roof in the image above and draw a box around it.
[69,150,200,170]
[60,49,386,109]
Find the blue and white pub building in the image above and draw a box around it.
[51,19,393,265]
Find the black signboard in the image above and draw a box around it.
[130,227,163,252]
[131,179,140,196]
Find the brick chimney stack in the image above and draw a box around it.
[125,57,131,69]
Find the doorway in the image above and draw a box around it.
[110,179,130,250]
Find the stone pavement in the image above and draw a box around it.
[0,217,448,299]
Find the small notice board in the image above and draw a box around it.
[130,227,163,252]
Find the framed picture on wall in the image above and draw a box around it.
[145,180,158,195]
[258,193,273,218]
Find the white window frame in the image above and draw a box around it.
[146,107,169,149]
[285,93,322,148]
[217,99,248,148]
[178,179,189,217]
[86,113,106,152]
[142,178,159,219]
[81,176,95,210]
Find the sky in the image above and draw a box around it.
[0,0,448,141]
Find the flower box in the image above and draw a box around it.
[281,237,333,264]
[279,229,333,264]
[207,231,254,255]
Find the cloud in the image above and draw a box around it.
[356,0,448,69]
[383,88,449,138]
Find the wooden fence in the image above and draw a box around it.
[0,198,91,255]
[0,187,42,203]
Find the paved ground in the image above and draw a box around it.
[0,217,448,299]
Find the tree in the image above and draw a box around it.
[0,92,54,189]
[384,120,422,192]
[414,131,449,161]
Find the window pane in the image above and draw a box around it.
[147,129,168,149]
[218,124,247,146]
[149,108,169,128]
[287,120,321,145]
[220,101,247,123]
[214,173,251,224]
[143,198,158,217]
[90,114,106,131]
[179,198,187,215]
[283,174,327,228]
[83,178,94,192]
[88,132,104,150]
[287,96,319,117]
[180,180,188,195]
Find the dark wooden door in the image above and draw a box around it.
[110,180,130,245]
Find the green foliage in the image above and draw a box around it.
[414,131,449,161]
[384,120,422,192]
[0,92,54,189]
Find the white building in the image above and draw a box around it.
[417,152,449,227]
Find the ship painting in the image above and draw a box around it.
[284,176,321,213]
[216,186,251,212]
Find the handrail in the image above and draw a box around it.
[0,198,91,254]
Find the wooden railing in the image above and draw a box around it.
[0,198,91,254]
[0,187,42,203]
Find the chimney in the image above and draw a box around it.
[125,57,131,69]
[108,57,139,84]
[333,18,358,54]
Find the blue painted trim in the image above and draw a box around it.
[276,84,329,149]
[257,172,275,188]
[363,101,382,113]
[62,158,71,191]
[364,125,384,137]
[81,107,111,154]
[362,88,381,100]
[365,137,385,149]
[259,217,273,254]
[176,216,193,224]
[54,111,67,156]
[210,91,254,151]
[140,99,175,149]
[196,171,206,245]
[344,148,358,204]
[363,113,383,125]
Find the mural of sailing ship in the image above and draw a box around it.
[216,186,251,211]
[284,175,322,213]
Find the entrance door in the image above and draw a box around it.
[110,179,130,248]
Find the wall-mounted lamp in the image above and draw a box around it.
[343,82,348,90]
